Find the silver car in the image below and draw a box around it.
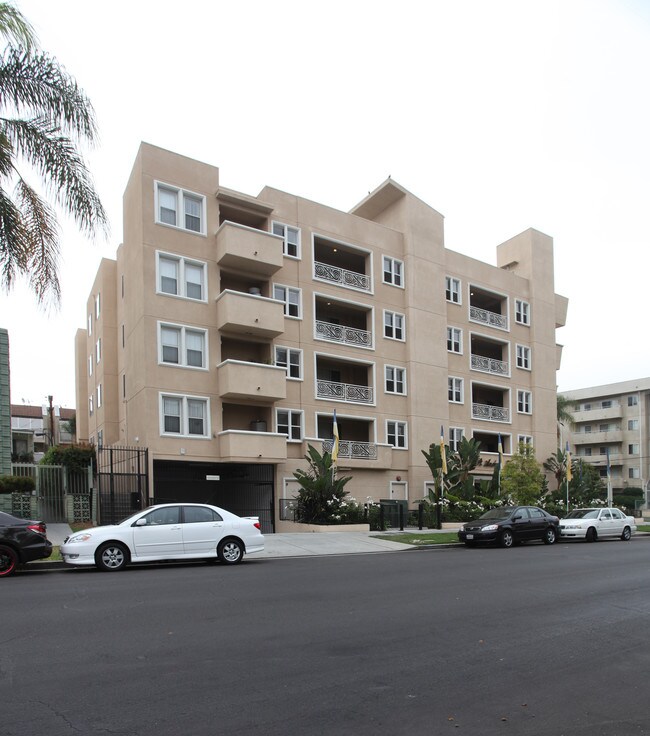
[61,503,265,571]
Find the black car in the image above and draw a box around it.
[0,511,53,577]
[458,506,560,548]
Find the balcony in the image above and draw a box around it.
[313,236,371,293]
[573,405,622,422]
[315,321,373,348]
[471,355,509,376]
[216,221,283,277]
[472,403,510,422]
[218,430,287,462]
[573,430,623,445]
[217,360,286,403]
[470,335,509,376]
[320,439,393,469]
[216,290,285,339]
[317,380,373,404]
[469,286,508,331]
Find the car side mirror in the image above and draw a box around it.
[512,515,521,521]
[134,518,147,527]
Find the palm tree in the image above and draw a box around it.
[556,393,575,444]
[0,2,108,305]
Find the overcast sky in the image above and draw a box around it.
[1,0,649,410]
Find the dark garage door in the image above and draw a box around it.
[153,460,274,533]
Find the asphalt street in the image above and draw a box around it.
[3,539,650,736]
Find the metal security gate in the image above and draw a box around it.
[11,463,66,522]
[153,461,274,533]
[97,446,149,524]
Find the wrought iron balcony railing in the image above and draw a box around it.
[314,261,371,292]
[470,354,509,376]
[316,380,373,404]
[322,439,378,460]
[472,403,510,422]
[315,320,372,348]
[469,306,508,330]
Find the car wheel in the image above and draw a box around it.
[217,538,244,565]
[543,527,557,545]
[96,542,129,571]
[499,530,514,548]
[621,526,632,541]
[0,545,18,577]
[585,527,598,543]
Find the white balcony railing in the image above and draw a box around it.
[314,261,371,292]
[316,380,374,404]
[472,403,510,422]
[471,354,509,376]
[315,320,372,348]
[322,439,378,460]
[470,306,508,330]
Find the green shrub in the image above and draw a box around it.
[40,443,96,472]
[0,475,36,494]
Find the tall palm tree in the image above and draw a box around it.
[0,1,108,305]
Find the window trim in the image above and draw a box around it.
[383,309,406,341]
[155,180,207,236]
[159,392,211,438]
[518,434,533,447]
[386,419,408,449]
[445,276,462,304]
[95,338,101,365]
[271,221,301,259]
[449,427,464,452]
[447,326,463,354]
[448,376,464,404]
[515,299,531,326]
[517,389,532,414]
[275,408,304,442]
[516,344,532,371]
[273,283,302,319]
[275,345,303,381]
[157,321,209,371]
[382,256,404,288]
[384,364,407,396]
[156,250,208,303]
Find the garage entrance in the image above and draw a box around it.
[153,461,275,533]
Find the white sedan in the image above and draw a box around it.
[559,507,636,542]
[61,503,265,571]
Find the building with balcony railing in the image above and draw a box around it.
[75,143,567,532]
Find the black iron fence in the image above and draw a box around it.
[97,446,149,524]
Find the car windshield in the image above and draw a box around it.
[564,509,600,519]
[479,508,514,520]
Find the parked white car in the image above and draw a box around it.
[559,507,636,542]
[61,503,265,571]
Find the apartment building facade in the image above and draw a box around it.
[75,143,568,531]
[563,379,650,495]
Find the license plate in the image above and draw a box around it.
[466,534,474,540]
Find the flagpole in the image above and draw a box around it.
[438,425,447,530]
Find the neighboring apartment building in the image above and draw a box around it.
[11,403,75,462]
[563,379,650,495]
[0,328,10,475]
[75,143,568,532]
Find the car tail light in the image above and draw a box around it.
[254,522,261,530]
[27,523,47,536]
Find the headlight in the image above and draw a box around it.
[481,524,499,532]
[66,533,93,543]
[562,524,580,530]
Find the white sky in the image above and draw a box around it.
[1,0,649,410]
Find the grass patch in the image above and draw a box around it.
[374,532,459,546]
[637,525,650,532]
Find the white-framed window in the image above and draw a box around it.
[95,338,101,364]
[449,427,464,452]
[88,355,93,377]
[628,419,639,430]
[599,423,610,432]
[515,299,530,325]
[518,434,533,447]
[87,313,92,336]
[516,344,531,370]
[387,420,408,449]
[448,376,463,403]
[447,327,462,354]
[385,365,406,395]
[95,293,101,320]
[276,409,303,441]
[584,425,592,433]
[275,346,303,379]
[158,323,207,369]
[96,384,102,409]
[628,395,639,407]
[97,429,103,448]
[601,400,612,408]
[160,393,210,437]
[384,310,405,340]
[273,284,301,318]
[382,256,404,287]
[517,390,532,414]
[445,277,461,304]
[272,222,301,258]
[157,252,207,302]
[629,467,640,479]
[628,444,639,455]
[156,182,206,234]
[88,395,94,416]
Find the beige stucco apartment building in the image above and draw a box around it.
[75,143,568,531]
[562,378,650,497]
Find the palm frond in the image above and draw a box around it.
[0,3,37,51]
[0,184,28,287]
[0,49,97,140]
[2,117,108,236]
